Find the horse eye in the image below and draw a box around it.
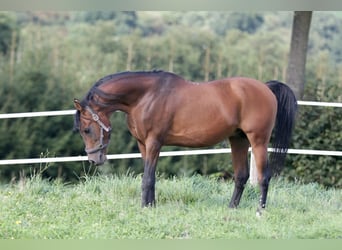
[83,128,91,134]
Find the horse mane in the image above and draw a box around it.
[94,70,165,87]
[74,70,169,131]
[84,70,165,101]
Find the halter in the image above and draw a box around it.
[84,106,112,154]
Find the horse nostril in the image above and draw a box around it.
[99,154,104,162]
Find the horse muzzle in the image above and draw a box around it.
[87,152,107,166]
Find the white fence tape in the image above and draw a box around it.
[0,101,340,120]
[0,148,340,166]
[0,101,341,120]
[0,101,341,177]
[0,110,75,119]
[297,101,342,107]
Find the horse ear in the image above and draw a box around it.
[74,99,83,111]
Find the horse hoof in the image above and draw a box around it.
[256,207,264,217]
[256,210,262,217]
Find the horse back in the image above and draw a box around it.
[127,75,277,147]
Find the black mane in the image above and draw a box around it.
[74,70,167,131]
[84,70,162,101]
[94,70,165,87]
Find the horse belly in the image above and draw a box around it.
[165,108,238,147]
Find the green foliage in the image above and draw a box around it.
[282,49,342,188]
[214,12,264,35]
[159,12,264,36]
[283,85,342,188]
[0,24,85,181]
[0,12,19,56]
[0,175,341,239]
[309,12,342,63]
[0,11,341,187]
[71,11,137,35]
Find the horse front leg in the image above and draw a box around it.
[142,160,157,207]
[140,139,161,207]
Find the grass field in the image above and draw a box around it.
[0,174,341,239]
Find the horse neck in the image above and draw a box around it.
[95,76,151,113]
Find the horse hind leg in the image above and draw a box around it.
[228,134,250,208]
[249,140,271,216]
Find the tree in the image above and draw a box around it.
[0,12,18,56]
[286,11,313,100]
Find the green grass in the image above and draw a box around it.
[0,174,341,239]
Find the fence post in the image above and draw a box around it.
[249,151,258,186]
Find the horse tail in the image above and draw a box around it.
[266,80,297,174]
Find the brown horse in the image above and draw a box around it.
[74,70,297,214]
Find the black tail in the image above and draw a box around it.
[266,80,297,175]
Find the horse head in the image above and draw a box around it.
[74,99,112,165]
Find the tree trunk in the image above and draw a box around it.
[286,11,312,100]
[126,41,133,71]
[9,31,16,84]
[204,47,210,82]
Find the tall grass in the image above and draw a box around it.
[0,174,341,239]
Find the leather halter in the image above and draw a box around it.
[84,106,112,154]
